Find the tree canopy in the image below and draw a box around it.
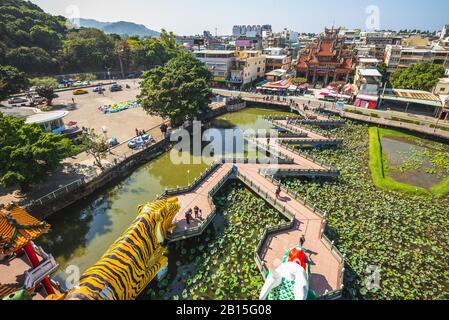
[0,65,29,100]
[0,113,73,191]
[0,0,179,77]
[138,51,213,126]
[390,63,445,92]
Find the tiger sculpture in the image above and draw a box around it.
[47,197,180,300]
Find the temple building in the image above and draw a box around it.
[0,205,59,300]
[296,28,355,87]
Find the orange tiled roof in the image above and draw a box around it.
[0,207,50,255]
[316,41,335,57]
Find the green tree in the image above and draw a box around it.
[81,129,108,170]
[30,25,61,51]
[377,62,389,84]
[0,113,73,192]
[31,77,58,105]
[138,51,213,126]
[6,46,58,75]
[0,65,29,100]
[390,63,445,91]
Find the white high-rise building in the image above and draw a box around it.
[441,24,449,40]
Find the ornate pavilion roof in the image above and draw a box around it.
[0,206,50,255]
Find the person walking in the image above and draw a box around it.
[186,209,193,225]
[300,235,306,247]
[275,186,282,199]
[194,206,200,219]
[135,128,139,137]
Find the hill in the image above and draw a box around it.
[77,18,159,38]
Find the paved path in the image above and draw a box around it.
[214,89,449,140]
[167,119,343,296]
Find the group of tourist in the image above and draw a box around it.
[185,206,203,225]
[134,128,147,137]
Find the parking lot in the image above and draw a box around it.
[47,80,163,143]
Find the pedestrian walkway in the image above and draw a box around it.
[163,118,344,298]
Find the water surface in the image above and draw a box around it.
[38,106,292,287]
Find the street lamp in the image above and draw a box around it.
[187,170,191,186]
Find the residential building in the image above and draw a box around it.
[355,45,377,61]
[360,31,402,60]
[384,45,449,71]
[194,50,236,87]
[262,30,282,48]
[296,27,355,86]
[265,69,288,82]
[235,35,262,51]
[401,34,429,47]
[440,24,449,41]
[353,68,383,108]
[227,50,267,88]
[263,47,293,72]
[357,58,380,68]
[339,28,362,45]
[232,25,271,37]
[433,77,449,95]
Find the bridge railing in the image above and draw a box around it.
[263,174,346,298]
[268,118,339,140]
[166,167,235,242]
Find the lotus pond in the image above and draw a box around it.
[379,128,449,192]
[283,121,449,299]
[144,181,287,300]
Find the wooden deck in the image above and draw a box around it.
[165,118,344,297]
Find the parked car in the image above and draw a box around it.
[31,96,47,104]
[8,97,28,104]
[73,81,84,87]
[128,134,153,149]
[72,89,88,95]
[110,84,123,92]
[93,86,105,93]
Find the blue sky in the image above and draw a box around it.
[32,0,449,35]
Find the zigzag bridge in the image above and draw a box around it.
[161,116,346,299]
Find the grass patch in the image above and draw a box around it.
[369,127,449,196]
[389,117,421,125]
[430,124,449,132]
[368,127,429,195]
[346,109,365,115]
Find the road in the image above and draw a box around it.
[213,89,449,130]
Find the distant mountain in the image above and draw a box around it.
[75,18,160,38]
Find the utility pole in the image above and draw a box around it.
[379,81,388,108]
[118,49,125,80]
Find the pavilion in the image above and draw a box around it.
[0,205,59,300]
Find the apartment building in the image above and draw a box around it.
[263,47,292,72]
[194,50,236,87]
[360,31,402,60]
[339,28,362,45]
[227,50,267,88]
[385,45,449,71]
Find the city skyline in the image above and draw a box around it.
[31,0,449,36]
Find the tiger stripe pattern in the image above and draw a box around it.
[52,197,180,300]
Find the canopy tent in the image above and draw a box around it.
[262,79,292,90]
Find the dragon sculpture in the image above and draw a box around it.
[260,246,317,300]
[47,197,180,300]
